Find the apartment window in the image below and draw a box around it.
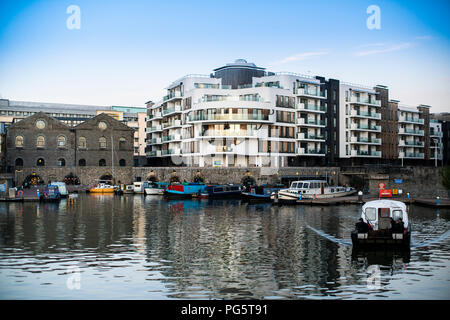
[78,159,86,166]
[57,158,66,167]
[15,136,24,148]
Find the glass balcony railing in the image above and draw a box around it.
[199,130,256,137]
[296,103,326,112]
[189,114,269,121]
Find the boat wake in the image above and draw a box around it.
[307,224,450,249]
[306,225,352,247]
[411,230,450,249]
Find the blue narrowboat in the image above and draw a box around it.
[200,184,243,199]
[42,185,61,202]
[164,182,207,199]
[242,185,283,202]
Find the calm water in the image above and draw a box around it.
[0,194,449,300]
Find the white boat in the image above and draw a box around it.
[351,200,411,248]
[50,181,68,197]
[144,182,168,195]
[133,181,144,194]
[271,180,356,203]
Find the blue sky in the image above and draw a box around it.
[0,0,449,112]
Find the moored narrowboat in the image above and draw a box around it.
[202,184,243,199]
[164,182,207,199]
[243,185,283,202]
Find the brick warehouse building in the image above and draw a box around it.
[6,112,135,186]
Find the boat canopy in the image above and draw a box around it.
[361,200,408,229]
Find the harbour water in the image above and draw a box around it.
[0,194,449,300]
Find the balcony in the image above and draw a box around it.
[430,131,443,137]
[401,140,424,147]
[147,150,162,157]
[350,123,381,132]
[295,88,326,99]
[296,117,325,127]
[349,96,381,106]
[399,152,424,159]
[147,112,162,120]
[399,128,424,136]
[162,134,182,143]
[215,146,234,153]
[162,106,182,116]
[163,91,183,102]
[146,125,162,133]
[296,103,326,113]
[162,120,182,129]
[349,136,381,144]
[162,148,182,156]
[296,132,325,141]
[149,137,162,145]
[350,110,381,119]
[398,116,424,124]
[199,130,256,138]
[188,113,270,122]
[351,150,381,157]
[296,148,326,156]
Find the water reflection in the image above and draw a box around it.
[0,195,448,299]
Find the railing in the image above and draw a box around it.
[199,130,256,137]
[295,88,326,98]
[296,103,326,112]
[163,91,183,102]
[350,97,381,106]
[399,116,424,124]
[188,114,270,121]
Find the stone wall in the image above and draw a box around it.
[14,166,133,186]
[133,166,448,198]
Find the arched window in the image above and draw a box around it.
[119,159,126,167]
[36,135,45,148]
[57,135,66,147]
[99,159,106,166]
[15,136,24,148]
[119,137,126,150]
[15,158,24,167]
[78,159,86,166]
[78,136,87,149]
[36,158,45,166]
[99,137,107,149]
[57,158,66,167]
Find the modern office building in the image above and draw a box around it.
[0,99,146,166]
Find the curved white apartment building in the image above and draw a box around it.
[146,60,327,167]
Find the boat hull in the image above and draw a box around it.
[351,230,411,248]
[89,188,115,193]
[145,188,164,195]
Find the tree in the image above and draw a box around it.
[441,167,450,198]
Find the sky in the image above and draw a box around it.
[0,0,449,112]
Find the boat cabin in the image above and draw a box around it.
[361,200,409,231]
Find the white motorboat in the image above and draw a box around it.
[351,200,411,248]
[271,180,356,203]
[144,182,168,195]
[133,181,144,194]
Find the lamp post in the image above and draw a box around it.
[433,138,438,168]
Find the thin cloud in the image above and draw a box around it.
[416,35,433,40]
[357,42,386,48]
[354,42,413,57]
[273,51,329,65]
